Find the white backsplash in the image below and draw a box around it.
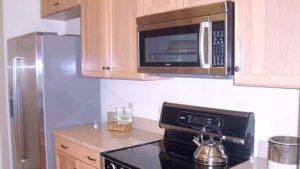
[100,78,300,157]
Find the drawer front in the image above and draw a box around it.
[55,136,100,169]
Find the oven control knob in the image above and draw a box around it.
[214,118,222,127]
[108,163,116,169]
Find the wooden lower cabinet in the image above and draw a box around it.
[54,136,101,169]
[56,151,77,169]
[56,151,97,169]
[79,161,97,169]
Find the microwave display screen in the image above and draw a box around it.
[139,25,200,67]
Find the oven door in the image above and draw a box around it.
[137,16,210,74]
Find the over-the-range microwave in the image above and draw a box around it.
[137,1,234,77]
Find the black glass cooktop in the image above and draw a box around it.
[101,140,247,169]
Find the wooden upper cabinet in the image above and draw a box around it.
[42,0,62,16]
[143,0,182,15]
[41,0,80,19]
[81,0,160,80]
[81,0,109,78]
[182,0,225,8]
[108,0,145,79]
[234,0,300,88]
[142,0,226,15]
[62,0,80,9]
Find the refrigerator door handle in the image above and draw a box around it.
[12,56,27,163]
[9,96,14,117]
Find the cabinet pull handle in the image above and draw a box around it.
[106,66,111,70]
[87,156,96,161]
[102,66,107,70]
[60,144,68,149]
[53,2,60,6]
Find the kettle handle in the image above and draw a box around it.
[200,124,223,143]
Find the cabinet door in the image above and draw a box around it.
[41,0,79,17]
[81,0,110,78]
[56,151,78,169]
[143,0,182,15]
[108,0,145,79]
[41,0,62,16]
[182,0,224,8]
[61,0,80,9]
[234,0,300,88]
[79,162,97,169]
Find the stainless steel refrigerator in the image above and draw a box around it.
[7,32,101,169]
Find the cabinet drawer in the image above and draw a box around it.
[55,136,100,169]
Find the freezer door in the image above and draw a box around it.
[8,33,41,169]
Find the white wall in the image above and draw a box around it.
[65,17,80,35]
[0,0,66,168]
[3,0,65,39]
[100,78,300,156]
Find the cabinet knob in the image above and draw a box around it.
[234,66,240,72]
[102,66,107,70]
[106,66,111,70]
[53,2,60,6]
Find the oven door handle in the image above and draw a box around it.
[199,21,210,69]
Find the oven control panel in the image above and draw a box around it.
[177,111,223,129]
[104,158,131,169]
[160,102,254,141]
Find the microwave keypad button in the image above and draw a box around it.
[212,22,225,67]
[212,34,225,66]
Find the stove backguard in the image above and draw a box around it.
[159,102,255,161]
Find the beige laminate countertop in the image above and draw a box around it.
[53,122,163,153]
[232,158,267,169]
[54,123,268,169]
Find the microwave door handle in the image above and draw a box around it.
[199,21,210,69]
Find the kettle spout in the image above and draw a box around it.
[193,136,201,146]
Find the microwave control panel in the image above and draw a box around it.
[211,21,225,67]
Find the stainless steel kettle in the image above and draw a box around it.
[193,124,228,166]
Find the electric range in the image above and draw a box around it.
[101,102,255,169]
